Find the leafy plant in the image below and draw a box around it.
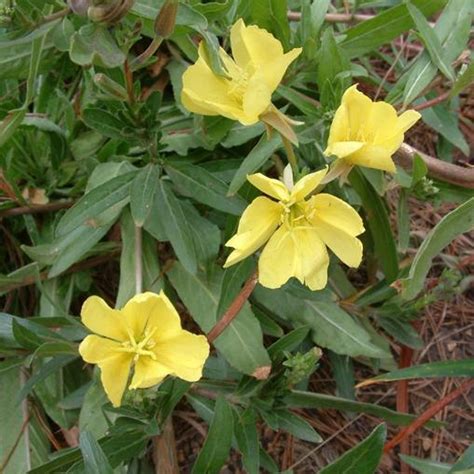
[0,0,472,472]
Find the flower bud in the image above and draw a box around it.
[154,0,179,39]
[94,73,128,101]
[88,0,134,24]
[68,0,90,16]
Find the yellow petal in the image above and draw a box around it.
[231,19,283,71]
[365,100,399,144]
[247,173,290,201]
[313,217,363,268]
[230,19,301,91]
[258,226,329,290]
[345,144,396,172]
[121,292,182,342]
[397,109,421,133]
[224,196,282,267]
[81,296,128,341]
[289,168,328,202]
[129,357,170,390]
[377,109,421,154]
[181,44,239,117]
[155,331,209,382]
[261,47,302,92]
[99,352,133,407]
[326,98,349,144]
[78,334,133,407]
[341,85,372,140]
[307,194,364,236]
[243,71,272,122]
[324,141,364,159]
[79,334,122,363]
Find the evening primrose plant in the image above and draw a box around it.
[1,1,472,473]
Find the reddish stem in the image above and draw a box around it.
[413,91,451,112]
[207,271,258,343]
[384,379,474,453]
[0,201,73,218]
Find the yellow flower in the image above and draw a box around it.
[324,85,421,172]
[181,18,302,125]
[223,168,364,290]
[78,292,209,407]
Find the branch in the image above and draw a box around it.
[0,201,74,218]
[207,270,259,343]
[384,379,474,453]
[395,143,474,189]
[287,10,434,27]
[288,11,373,22]
[412,91,451,111]
[1,250,120,293]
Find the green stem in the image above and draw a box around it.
[281,135,298,176]
[134,225,143,294]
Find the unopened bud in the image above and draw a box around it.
[94,73,128,100]
[68,0,90,16]
[88,0,134,24]
[154,0,179,39]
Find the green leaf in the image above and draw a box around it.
[451,445,474,473]
[165,162,246,215]
[403,0,472,106]
[155,180,198,274]
[70,24,125,68]
[0,21,56,80]
[341,0,446,58]
[25,33,47,106]
[56,171,136,237]
[450,62,474,97]
[18,355,77,401]
[400,454,452,474]
[246,0,290,48]
[228,134,281,196]
[297,0,330,59]
[274,410,322,443]
[130,164,160,226]
[79,431,114,474]
[48,225,114,278]
[117,209,162,307]
[421,104,469,156]
[79,383,111,439]
[359,360,474,386]
[0,109,26,148]
[317,28,351,107]
[350,169,399,282]
[233,408,260,474]
[401,197,474,299]
[268,326,310,361]
[328,352,356,401]
[378,315,423,350]
[28,424,149,473]
[407,3,454,81]
[0,362,49,473]
[167,263,271,376]
[285,390,441,427]
[192,396,233,474]
[320,424,386,474]
[82,108,128,140]
[254,285,388,359]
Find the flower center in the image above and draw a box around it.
[119,327,158,362]
[227,66,249,102]
[280,202,312,229]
